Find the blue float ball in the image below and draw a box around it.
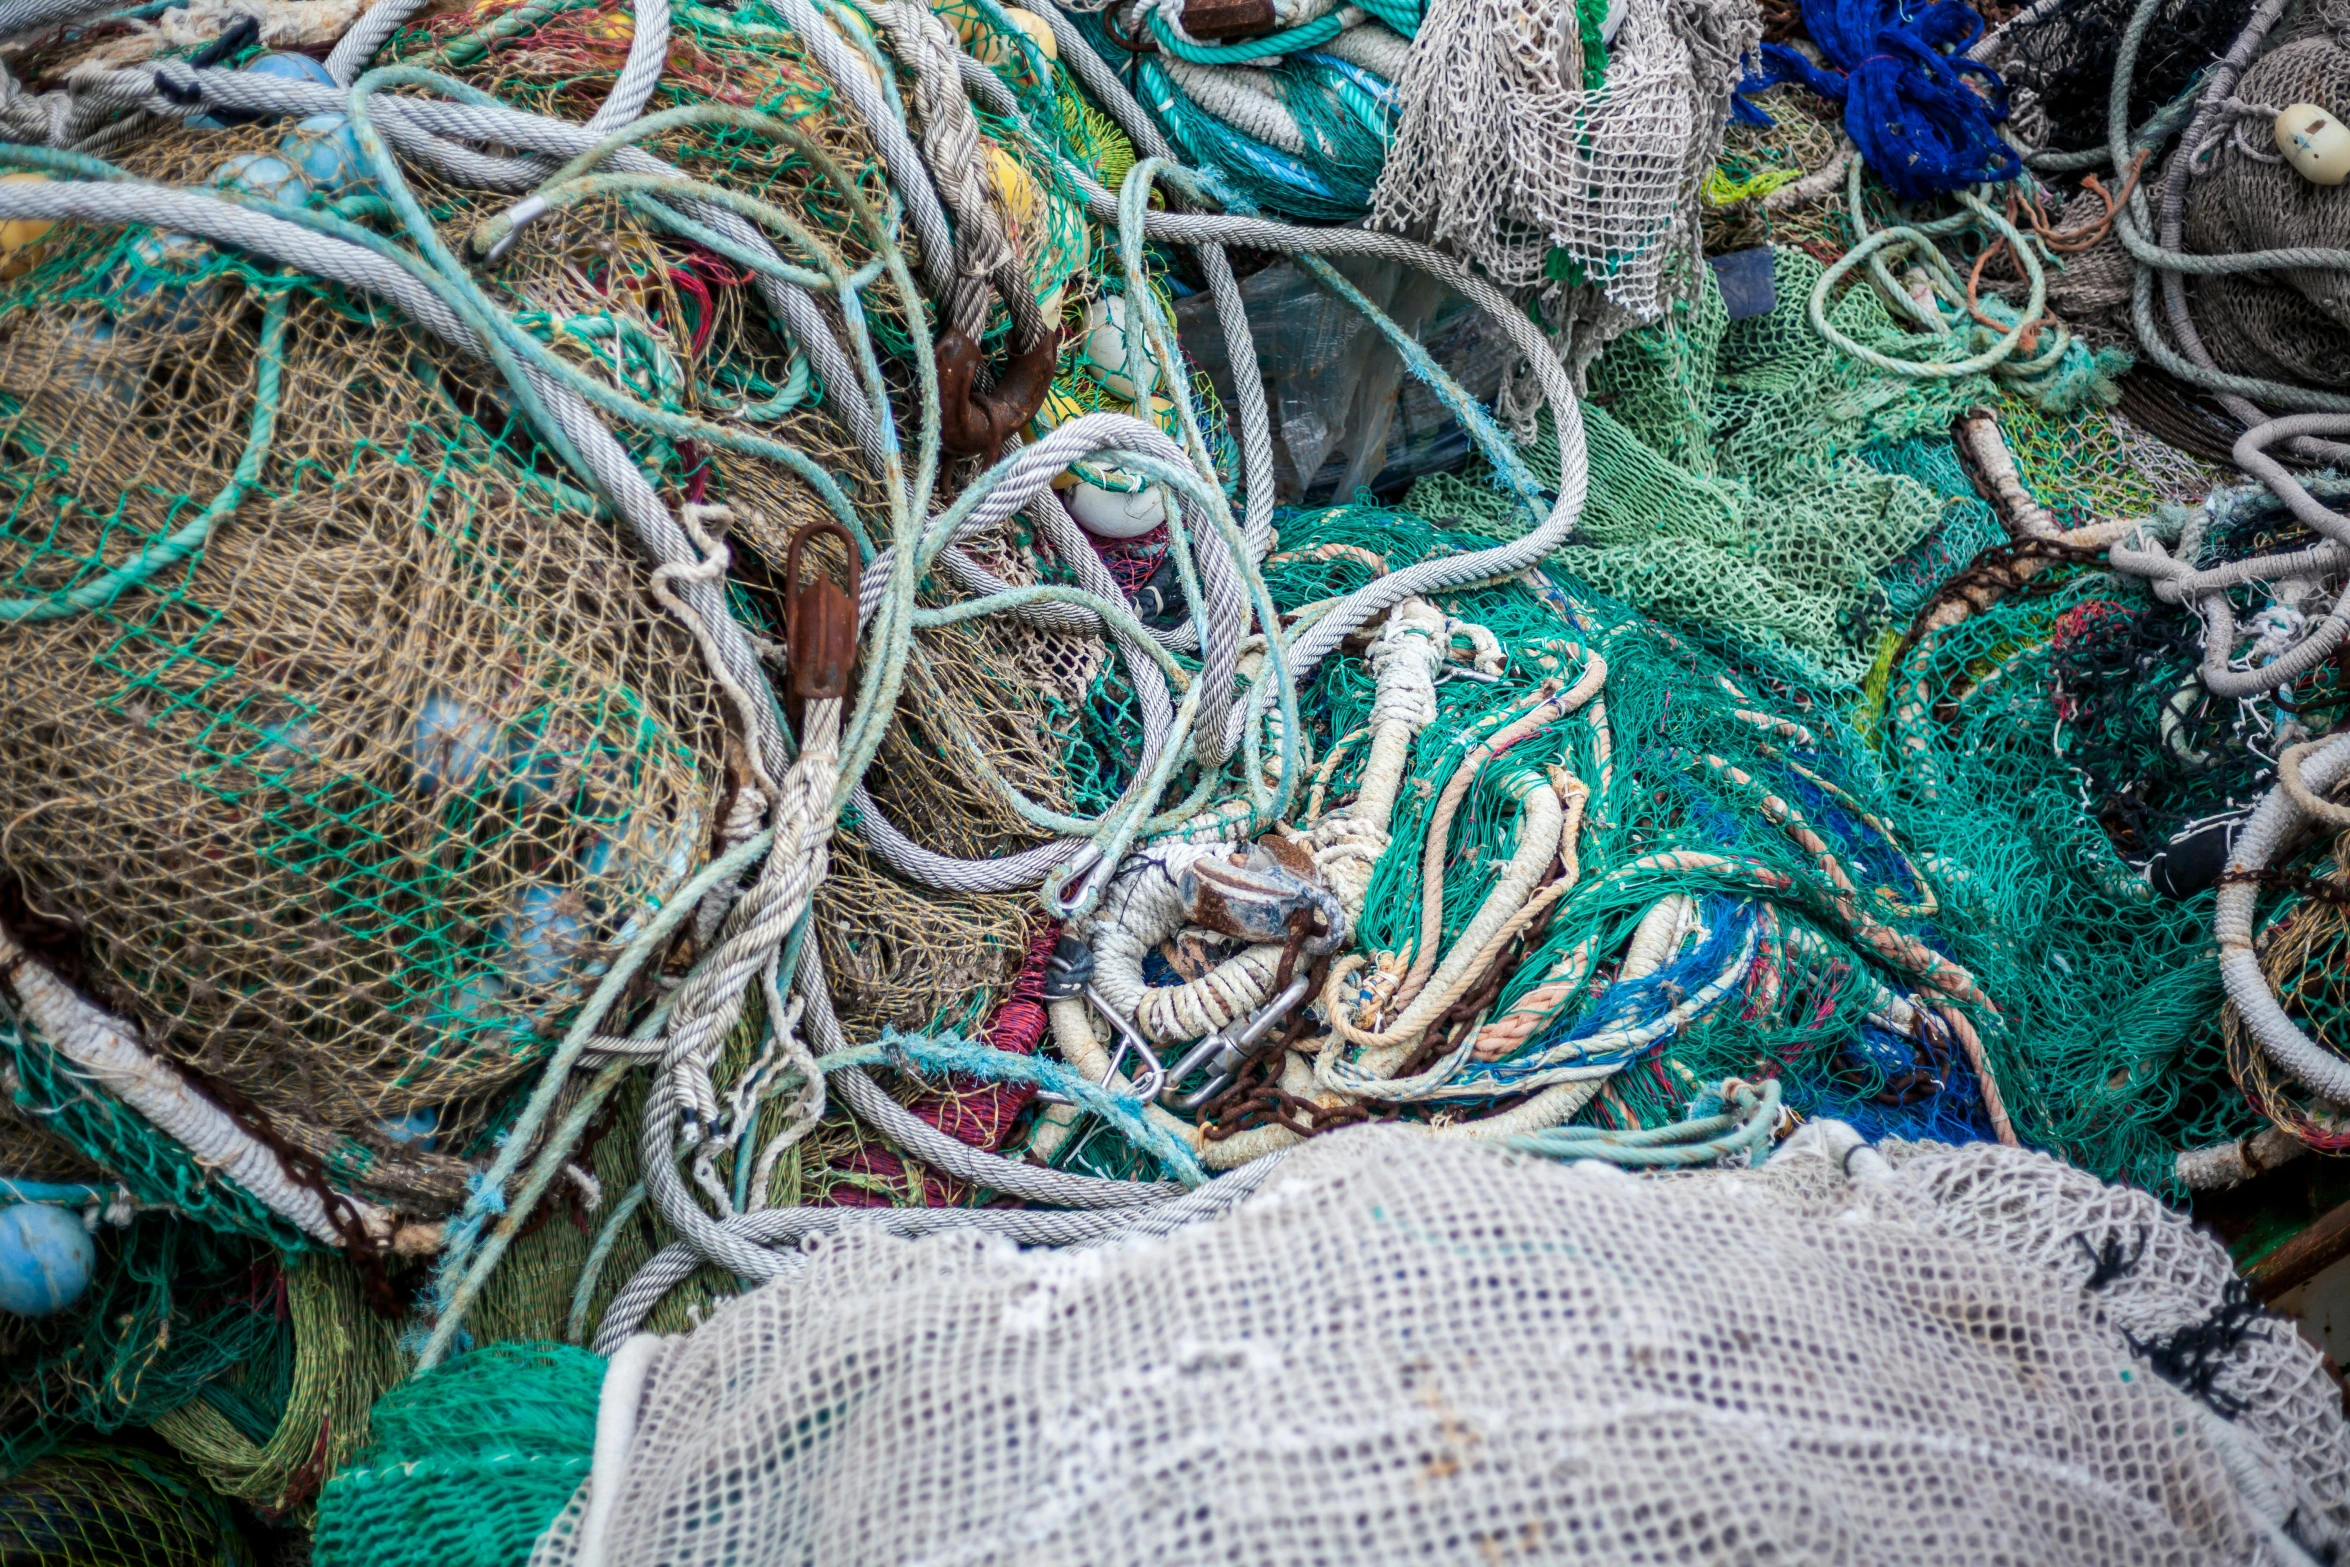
[376,1107,440,1151]
[0,1203,95,1317]
[408,694,500,794]
[214,151,307,207]
[281,113,367,196]
[243,51,335,86]
[502,885,585,990]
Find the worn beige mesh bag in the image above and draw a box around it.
[534,1125,2349,1566]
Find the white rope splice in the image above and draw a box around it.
[0,924,417,1250]
[1081,840,1343,1044]
[1308,597,1447,923]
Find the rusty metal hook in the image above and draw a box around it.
[935,323,1064,458]
[784,520,861,702]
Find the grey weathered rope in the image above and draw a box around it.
[2102,0,2350,446]
[985,5,1276,559]
[591,1143,1284,1353]
[2110,425,2350,697]
[874,0,1045,345]
[791,928,1177,1208]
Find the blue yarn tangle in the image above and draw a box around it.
[1737,0,2021,204]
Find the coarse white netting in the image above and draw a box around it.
[1372,0,1758,316]
[535,1125,2348,1567]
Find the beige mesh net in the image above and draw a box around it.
[531,1126,2349,1567]
[0,273,728,1152]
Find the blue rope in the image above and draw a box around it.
[1740,0,2020,204]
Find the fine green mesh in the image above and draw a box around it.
[1409,247,1996,687]
[313,1341,604,1567]
[1996,393,2224,528]
[0,1444,254,1567]
[1884,562,2256,1184]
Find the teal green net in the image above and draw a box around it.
[313,1341,604,1567]
[0,1214,283,1476]
[1245,499,2251,1187]
[1409,247,1999,688]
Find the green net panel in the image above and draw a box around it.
[1883,557,2258,1187]
[0,1443,254,1567]
[314,1340,603,1567]
[0,1214,282,1476]
[1410,246,1996,688]
[149,1257,405,1517]
[1997,392,2224,529]
[1235,500,2252,1190]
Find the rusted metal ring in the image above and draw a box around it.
[1100,4,1156,54]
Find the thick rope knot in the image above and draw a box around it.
[655,697,840,1130]
[1364,599,1446,732]
[1310,596,1450,920]
[1081,838,1346,1043]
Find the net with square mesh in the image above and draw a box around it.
[521,1125,2349,1567]
[1410,245,1996,688]
[313,1339,604,1567]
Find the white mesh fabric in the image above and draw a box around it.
[536,1127,2348,1567]
[1372,0,1758,312]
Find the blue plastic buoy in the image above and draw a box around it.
[281,113,368,196]
[376,1107,440,1151]
[242,50,334,86]
[408,694,500,794]
[503,885,585,989]
[0,1203,95,1317]
[214,151,307,207]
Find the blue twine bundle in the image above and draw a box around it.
[1738,0,2020,204]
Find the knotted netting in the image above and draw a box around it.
[2180,0,2350,389]
[524,1126,2348,1567]
[0,219,730,1176]
[0,1212,281,1473]
[1375,0,1755,328]
[1412,245,1993,687]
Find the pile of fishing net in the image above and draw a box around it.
[337,1126,2348,1566]
[0,0,2339,1546]
[0,1442,255,1566]
[1971,0,2350,450]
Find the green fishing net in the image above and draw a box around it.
[313,1340,603,1567]
[1246,498,2251,1189]
[0,1214,282,1476]
[0,1443,254,1567]
[1410,246,1996,688]
[1883,559,2258,1185]
[0,137,730,1189]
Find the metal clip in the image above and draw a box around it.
[1159,973,1312,1113]
[1034,984,1165,1107]
[784,520,861,701]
